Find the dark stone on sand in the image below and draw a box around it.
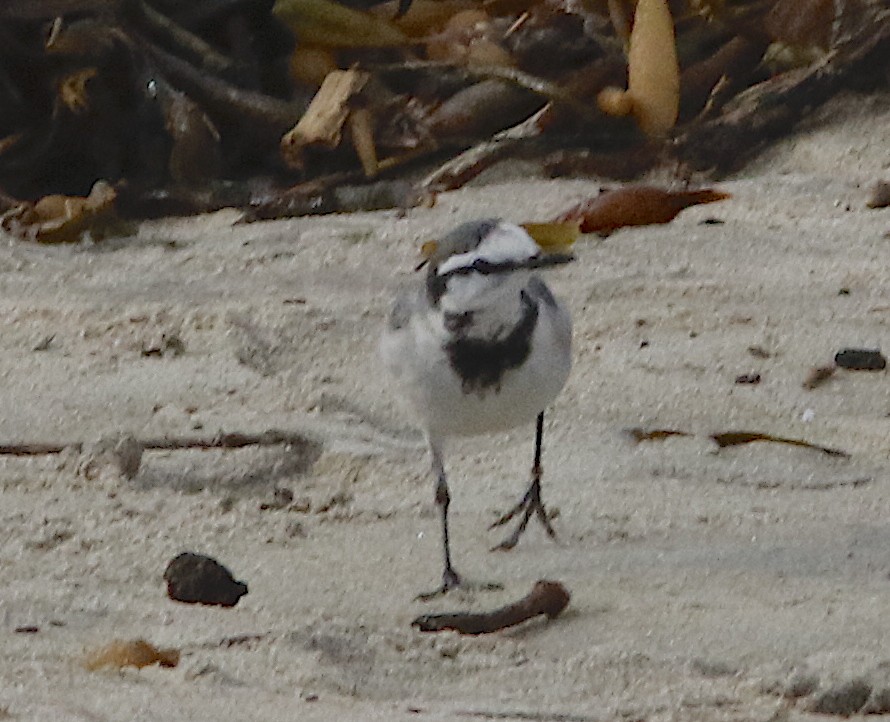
[834,348,886,371]
[163,552,248,607]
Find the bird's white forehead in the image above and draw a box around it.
[437,222,539,276]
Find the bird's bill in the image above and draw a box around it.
[527,252,574,269]
[414,239,438,271]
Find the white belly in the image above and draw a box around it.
[381,295,571,439]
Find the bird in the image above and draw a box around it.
[380,218,573,598]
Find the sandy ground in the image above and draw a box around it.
[0,90,888,721]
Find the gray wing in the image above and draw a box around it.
[380,284,428,379]
[386,285,425,331]
[527,275,572,351]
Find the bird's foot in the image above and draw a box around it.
[489,480,557,551]
[416,567,502,601]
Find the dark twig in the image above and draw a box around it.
[140,430,314,452]
[675,7,890,171]
[710,431,849,458]
[412,580,570,635]
[0,429,315,456]
[125,0,246,82]
[421,106,548,191]
[138,40,305,139]
[455,710,600,722]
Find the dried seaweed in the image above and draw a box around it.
[0,0,885,226]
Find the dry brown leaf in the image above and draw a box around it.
[84,639,180,671]
[710,431,848,458]
[0,181,118,244]
[554,185,730,235]
[624,427,692,443]
[58,67,97,114]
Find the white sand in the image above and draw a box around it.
[0,91,888,721]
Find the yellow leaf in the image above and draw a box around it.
[627,0,679,136]
[521,222,580,252]
[273,0,408,47]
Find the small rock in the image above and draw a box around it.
[735,372,761,385]
[834,348,887,371]
[807,678,871,715]
[163,552,248,607]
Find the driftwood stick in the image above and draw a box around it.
[0,442,70,456]
[0,429,314,456]
[413,580,570,635]
[421,105,549,191]
[140,430,313,451]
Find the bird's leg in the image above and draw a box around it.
[417,441,462,600]
[417,439,503,601]
[490,411,558,551]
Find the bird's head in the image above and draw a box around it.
[420,219,573,312]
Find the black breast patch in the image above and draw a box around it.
[445,292,538,394]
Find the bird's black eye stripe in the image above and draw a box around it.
[442,258,523,279]
[427,259,515,306]
[427,252,573,305]
[471,258,500,274]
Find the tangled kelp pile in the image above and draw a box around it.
[0,0,887,235]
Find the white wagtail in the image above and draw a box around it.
[381,219,573,598]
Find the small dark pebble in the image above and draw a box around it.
[699,217,725,225]
[735,373,761,385]
[14,625,40,634]
[834,348,887,370]
[748,345,772,359]
[163,552,248,607]
[219,633,266,648]
[808,679,871,715]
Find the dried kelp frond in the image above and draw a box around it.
[0,0,885,225]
